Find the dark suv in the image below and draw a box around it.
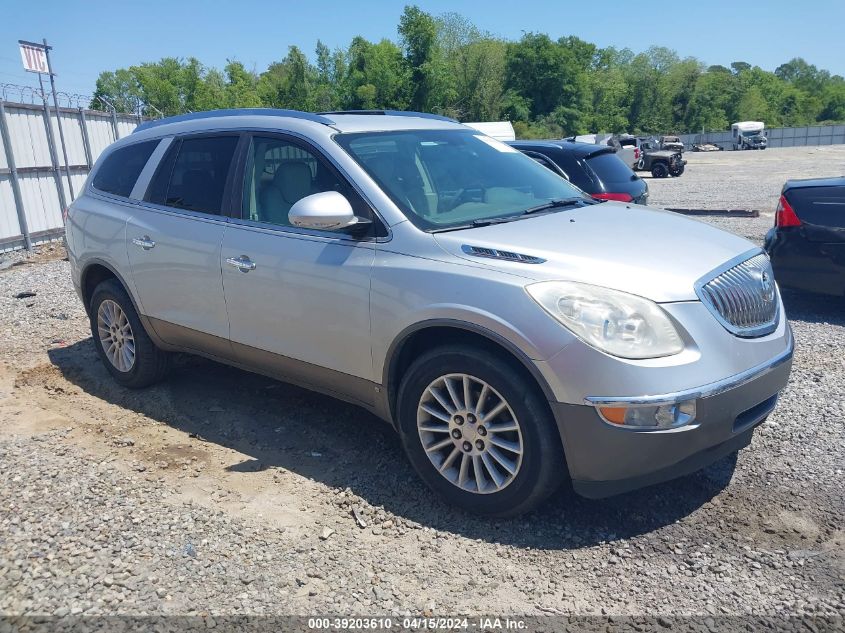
[509,140,648,204]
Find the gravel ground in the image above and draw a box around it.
[1,154,844,624]
[645,145,845,213]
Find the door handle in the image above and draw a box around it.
[226,255,257,273]
[132,236,156,250]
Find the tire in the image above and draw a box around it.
[396,345,565,517]
[669,164,685,177]
[89,279,169,388]
[651,162,669,178]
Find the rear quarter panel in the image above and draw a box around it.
[66,192,138,307]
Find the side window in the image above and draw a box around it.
[524,152,564,177]
[242,136,369,229]
[92,141,158,197]
[148,136,238,215]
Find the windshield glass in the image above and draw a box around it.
[740,129,763,136]
[334,129,587,230]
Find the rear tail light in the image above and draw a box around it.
[634,148,640,160]
[775,194,801,227]
[592,192,633,202]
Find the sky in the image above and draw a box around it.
[2,0,844,99]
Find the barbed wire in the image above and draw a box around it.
[0,82,164,118]
[0,83,42,104]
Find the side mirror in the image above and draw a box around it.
[288,191,371,234]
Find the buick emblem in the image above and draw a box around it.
[760,270,775,302]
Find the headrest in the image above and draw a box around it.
[273,161,312,203]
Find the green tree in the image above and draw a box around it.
[92,68,140,112]
[223,61,261,108]
[88,13,845,134]
[504,33,589,131]
[398,5,446,112]
[435,12,506,120]
[345,37,410,110]
[258,46,314,110]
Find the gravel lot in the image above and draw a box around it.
[1,149,844,624]
[646,145,845,213]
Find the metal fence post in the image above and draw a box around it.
[37,74,69,215]
[0,99,32,250]
[43,39,74,200]
[78,107,93,168]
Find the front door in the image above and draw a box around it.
[221,134,376,403]
[127,134,239,355]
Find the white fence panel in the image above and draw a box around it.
[49,110,89,166]
[0,99,143,250]
[85,114,117,160]
[18,171,61,234]
[0,176,22,240]
[9,107,52,168]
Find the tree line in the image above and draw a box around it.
[92,6,845,138]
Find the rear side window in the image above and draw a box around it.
[585,152,636,185]
[788,186,845,228]
[92,141,158,197]
[148,136,238,215]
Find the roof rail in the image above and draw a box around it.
[317,109,458,123]
[133,108,335,133]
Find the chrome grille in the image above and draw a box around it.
[696,252,779,337]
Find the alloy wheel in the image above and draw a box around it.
[417,373,524,494]
[97,299,136,372]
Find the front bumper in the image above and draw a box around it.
[551,338,793,498]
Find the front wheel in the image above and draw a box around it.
[669,163,685,177]
[396,345,565,516]
[89,279,169,388]
[651,162,669,178]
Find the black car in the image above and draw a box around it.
[509,140,649,204]
[764,177,845,296]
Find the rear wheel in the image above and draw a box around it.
[651,162,669,178]
[396,345,564,516]
[89,279,169,388]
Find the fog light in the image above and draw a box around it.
[598,400,696,429]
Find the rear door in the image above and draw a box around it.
[220,133,377,404]
[126,134,240,356]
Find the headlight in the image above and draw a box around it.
[526,281,684,359]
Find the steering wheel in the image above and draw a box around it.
[449,183,486,211]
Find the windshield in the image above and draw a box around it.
[334,129,587,230]
[740,129,763,137]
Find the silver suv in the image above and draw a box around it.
[66,109,793,516]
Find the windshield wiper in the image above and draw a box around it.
[521,197,591,215]
[470,216,523,227]
[431,197,593,232]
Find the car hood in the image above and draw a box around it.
[432,203,759,302]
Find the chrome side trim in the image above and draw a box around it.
[584,327,793,407]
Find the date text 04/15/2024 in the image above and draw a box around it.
[307,617,527,630]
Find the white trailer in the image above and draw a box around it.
[731,121,768,150]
